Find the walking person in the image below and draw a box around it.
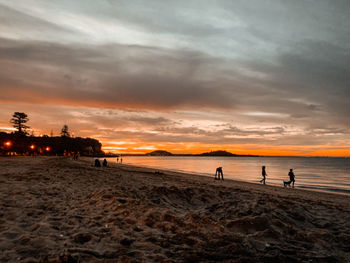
[260,166,267,184]
[288,168,295,188]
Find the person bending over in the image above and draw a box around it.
[215,167,224,180]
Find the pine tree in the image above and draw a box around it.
[10,112,30,135]
[60,125,70,137]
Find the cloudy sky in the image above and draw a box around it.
[0,0,349,156]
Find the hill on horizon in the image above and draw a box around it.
[146,150,173,156]
[198,150,237,156]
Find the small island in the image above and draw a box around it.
[198,150,238,157]
[145,150,173,156]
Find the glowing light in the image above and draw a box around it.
[30,145,35,150]
[45,147,51,151]
[4,141,12,147]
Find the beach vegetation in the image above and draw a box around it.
[10,112,30,136]
[1,113,103,156]
[0,131,103,156]
[60,125,70,137]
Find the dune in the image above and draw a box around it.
[0,156,349,262]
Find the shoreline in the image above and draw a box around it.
[2,156,350,196]
[1,156,350,262]
[97,157,350,197]
[114,162,350,201]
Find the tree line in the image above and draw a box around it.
[0,112,104,156]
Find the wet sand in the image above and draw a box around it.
[0,156,349,262]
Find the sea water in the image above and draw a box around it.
[107,156,350,195]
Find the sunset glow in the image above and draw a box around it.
[0,1,349,157]
[100,143,350,157]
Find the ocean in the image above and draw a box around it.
[106,156,350,195]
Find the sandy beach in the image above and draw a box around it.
[0,157,349,262]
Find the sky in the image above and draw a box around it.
[0,0,350,156]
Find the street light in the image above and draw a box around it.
[4,141,12,147]
[30,145,35,150]
[45,147,51,152]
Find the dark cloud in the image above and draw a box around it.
[277,40,350,117]
[1,36,349,133]
[0,38,237,110]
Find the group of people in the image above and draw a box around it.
[72,151,80,160]
[214,166,296,188]
[94,158,108,167]
[94,156,123,167]
[260,166,295,187]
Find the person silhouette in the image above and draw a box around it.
[288,169,295,188]
[215,167,224,180]
[103,159,108,167]
[260,166,267,184]
[94,159,101,167]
